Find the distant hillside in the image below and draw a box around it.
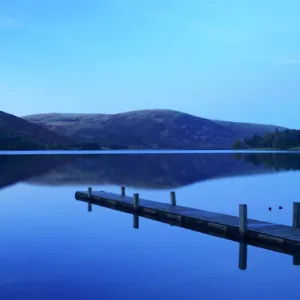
[0,111,72,150]
[213,120,285,139]
[24,109,286,149]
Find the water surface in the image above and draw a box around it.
[1,152,300,299]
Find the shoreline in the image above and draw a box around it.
[1,149,300,155]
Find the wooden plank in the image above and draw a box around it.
[75,190,300,255]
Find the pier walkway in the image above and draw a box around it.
[75,188,300,259]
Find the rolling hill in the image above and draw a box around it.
[24,109,285,149]
[0,110,72,150]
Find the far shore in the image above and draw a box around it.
[1,149,300,155]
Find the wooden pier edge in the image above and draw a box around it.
[75,190,300,256]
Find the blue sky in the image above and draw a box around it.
[0,0,300,128]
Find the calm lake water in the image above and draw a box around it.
[1,151,300,299]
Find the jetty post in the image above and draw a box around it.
[121,186,126,196]
[133,193,139,210]
[170,191,176,206]
[88,187,92,199]
[292,202,300,264]
[239,204,248,235]
[88,187,92,212]
[293,202,300,228]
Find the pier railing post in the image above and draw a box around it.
[121,186,126,196]
[133,193,139,210]
[293,202,300,228]
[88,187,92,199]
[170,191,176,206]
[239,204,248,235]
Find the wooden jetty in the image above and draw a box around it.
[75,187,300,262]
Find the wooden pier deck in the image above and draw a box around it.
[75,188,300,257]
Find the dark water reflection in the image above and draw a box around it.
[1,152,300,299]
[2,152,300,190]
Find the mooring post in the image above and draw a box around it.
[293,202,300,228]
[133,193,139,210]
[238,242,248,270]
[121,186,126,196]
[170,191,176,206]
[291,203,300,267]
[88,187,92,199]
[133,214,139,229]
[239,204,248,235]
[87,187,93,212]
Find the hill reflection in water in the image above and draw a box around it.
[2,152,299,190]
